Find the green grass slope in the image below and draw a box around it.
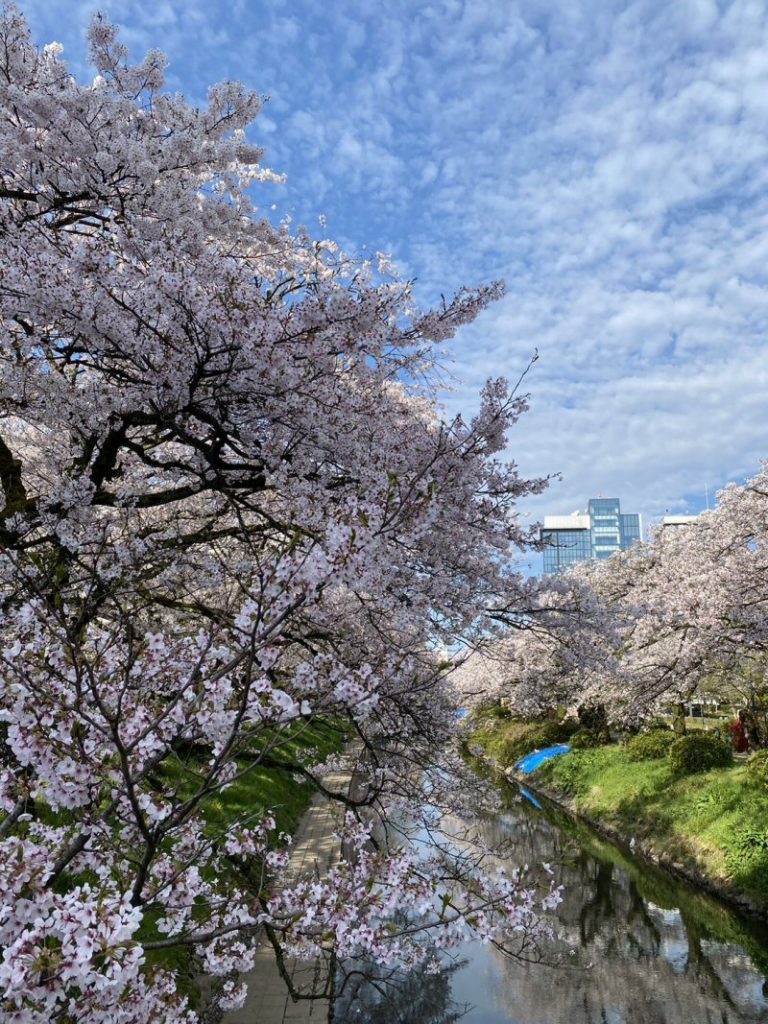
[469,715,768,912]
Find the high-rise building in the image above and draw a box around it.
[541,497,642,575]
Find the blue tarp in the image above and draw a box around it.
[514,744,571,774]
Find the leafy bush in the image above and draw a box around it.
[747,749,768,786]
[472,702,513,723]
[530,719,579,748]
[577,704,607,731]
[724,825,768,897]
[626,730,676,761]
[538,754,583,793]
[570,728,601,749]
[496,729,530,765]
[732,826,768,853]
[494,723,543,765]
[669,733,732,775]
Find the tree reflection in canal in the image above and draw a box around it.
[334,951,470,1023]
[335,776,768,1024]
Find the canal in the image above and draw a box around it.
[333,773,768,1023]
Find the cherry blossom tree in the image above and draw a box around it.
[625,468,768,721]
[570,474,768,722]
[479,463,768,729]
[0,8,555,1021]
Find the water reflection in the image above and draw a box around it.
[335,778,768,1024]
[333,955,470,1024]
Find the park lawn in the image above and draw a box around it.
[532,744,768,908]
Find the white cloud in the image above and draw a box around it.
[17,0,768,558]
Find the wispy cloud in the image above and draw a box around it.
[19,0,768,552]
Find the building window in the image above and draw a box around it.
[541,500,642,574]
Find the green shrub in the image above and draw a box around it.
[538,754,583,793]
[496,729,530,765]
[557,717,582,738]
[626,730,676,761]
[570,728,601,749]
[494,722,544,765]
[474,701,513,722]
[724,825,768,897]
[731,825,768,853]
[747,749,768,786]
[530,719,578,749]
[577,704,607,731]
[668,733,732,775]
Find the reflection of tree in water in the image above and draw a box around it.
[340,779,768,1023]
[578,858,615,946]
[333,956,469,1024]
[480,787,768,1023]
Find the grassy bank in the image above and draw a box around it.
[196,717,347,839]
[468,706,578,763]
[145,717,348,1004]
[469,713,768,914]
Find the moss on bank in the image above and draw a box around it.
[470,718,768,913]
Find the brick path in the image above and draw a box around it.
[222,766,353,1024]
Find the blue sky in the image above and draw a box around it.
[19,0,768,565]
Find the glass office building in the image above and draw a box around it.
[541,498,642,575]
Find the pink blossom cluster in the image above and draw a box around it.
[0,8,555,1020]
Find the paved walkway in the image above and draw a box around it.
[222,764,354,1024]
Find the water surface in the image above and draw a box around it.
[334,775,768,1024]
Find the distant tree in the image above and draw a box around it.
[0,8,554,1021]
[478,463,768,728]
